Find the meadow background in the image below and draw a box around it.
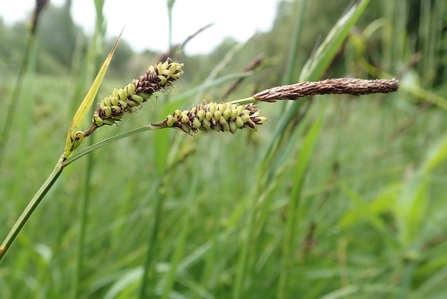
[1,0,447,298]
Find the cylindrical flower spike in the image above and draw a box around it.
[86,58,183,136]
[152,102,268,135]
[252,78,399,102]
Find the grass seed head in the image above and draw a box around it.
[153,102,268,135]
[89,58,183,133]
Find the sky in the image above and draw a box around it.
[0,0,281,55]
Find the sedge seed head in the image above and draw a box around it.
[89,58,183,131]
[152,102,268,135]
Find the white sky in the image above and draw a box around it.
[0,0,281,54]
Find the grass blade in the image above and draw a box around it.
[63,31,122,158]
[277,111,324,298]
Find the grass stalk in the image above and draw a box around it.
[161,180,195,299]
[0,157,64,263]
[70,2,106,294]
[282,0,309,86]
[277,113,323,298]
[232,193,257,299]
[0,34,35,167]
[139,180,164,299]
[70,149,93,299]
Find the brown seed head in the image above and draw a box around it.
[89,58,183,132]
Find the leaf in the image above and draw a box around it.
[299,0,371,82]
[62,30,123,159]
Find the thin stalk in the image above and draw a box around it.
[282,0,309,86]
[232,193,257,299]
[277,113,323,299]
[161,179,195,299]
[139,180,164,299]
[167,0,176,48]
[0,34,35,167]
[0,157,65,263]
[70,136,94,299]
[70,1,105,294]
[64,125,165,166]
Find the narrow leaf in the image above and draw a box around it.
[63,30,123,158]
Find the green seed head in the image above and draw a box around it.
[89,58,183,130]
[152,102,268,135]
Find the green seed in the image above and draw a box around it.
[119,100,128,109]
[127,99,139,107]
[223,108,231,120]
[166,115,175,127]
[197,109,205,121]
[181,114,189,124]
[112,106,121,114]
[229,121,238,134]
[112,88,119,97]
[240,113,250,122]
[236,105,244,115]
[93,115,103,126]
[138,92,152,100]
[209,103,217,114]
[235,116,244,127]
[104,96,112,107]
[257,116,268,124]
[205,111,213,121]
[103,106,112,117]
[213,122,222,132]
[126,83,136,95]
[158,75,167,84]
[131,94,144,104]
[102,119,117,125]
[111,96,119,106]
[162,69,172,78]
[193,117,202,129]
[181,124,191,134]
[202,118,211,129]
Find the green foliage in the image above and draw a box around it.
[1,0,447,298]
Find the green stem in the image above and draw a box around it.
[0,34,35,167]
[139,180,164,299]
[64,124,164,166]
[282,0,309,86]
[0,157,65,263]
[167,0,174,48]
[71,136,95,299]
[232,192,257,299]
[230,97,260,105]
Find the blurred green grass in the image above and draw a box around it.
[1,75,446,298]
[1,0,447,298]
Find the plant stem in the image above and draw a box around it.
[0,34,35,167]
[64,125,164,166]
[232,193,257,299]
[139,180,164,299]
[0,157,65,263]
[71,136,95,299]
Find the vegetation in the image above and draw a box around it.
[0,0,446,298]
